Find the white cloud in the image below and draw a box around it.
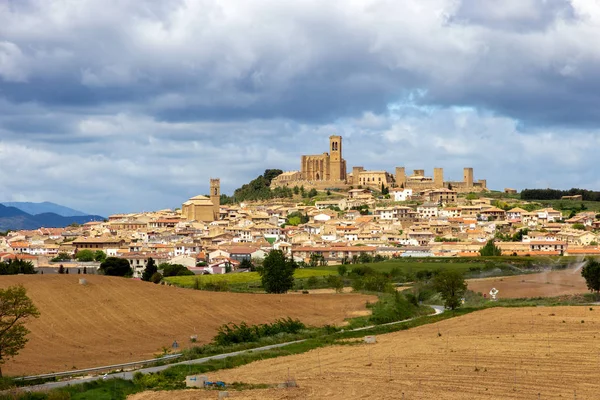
[0,42,29,82]
[0,0,600,214]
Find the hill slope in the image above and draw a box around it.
[1,201,88,217]
[0,204,104,231]
[0,275,374,376]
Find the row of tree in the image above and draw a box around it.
[52,250,107,262]
[521,188,600,201]
[0,259,36,275]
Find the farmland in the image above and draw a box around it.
[131,306,600,399]
[165,268,336,288]
[314,259,482,274]
[0,275,375,376]
[467,267,589,299]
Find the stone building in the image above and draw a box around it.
[181,178,221,222]
[349,167,395,188]
[395,167,487,192]
[299,135,347,182]
[270,135,488,193]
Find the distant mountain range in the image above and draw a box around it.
[0,201,89,217]
[0,203,104,231]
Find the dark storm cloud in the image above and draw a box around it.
[1,0,600,214]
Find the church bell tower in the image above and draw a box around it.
[329,135,343,181]
[210,178,220,219]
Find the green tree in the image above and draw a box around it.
[141,257,157,282]
[479,240,502,256]
[433,269,467,310]
[258,250,296,293]
[307,188,318,198]
[150,272,163,284]
[582,258,600,295]
[288,216,302,226]
[239,259,253,270]
[0,259,36,275]
[75,249,95,262]
[51,252,71,262]
[286,211,309,226]
[572,223,586,231]
[293,186,300,195]
[337,265,348,276]
[327,275,344,293]
[99,257,133,277]
[160,263,194,277]
[94,250,107,262]
[0,285,40,377]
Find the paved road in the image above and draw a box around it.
[21,305,445,392]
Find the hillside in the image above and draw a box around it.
[0,204,104,231]
[136,306,600,399]
[1,201,88,217]
[0,275,375,376]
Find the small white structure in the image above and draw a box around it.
[489,287,499,301]
[186,375,208,388]
[364,335,377,344]
[391,188,413,202]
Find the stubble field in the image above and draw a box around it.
[130,306,600,399]
[467,268,589,299]
[0,275,375,376]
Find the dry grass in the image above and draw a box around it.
[131,306,600,399]
[0,275,374,376]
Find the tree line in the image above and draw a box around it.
[521,188,600,201]
[0,259,36,275]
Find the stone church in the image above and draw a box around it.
[300,135,347,182]
[181,178,221,222]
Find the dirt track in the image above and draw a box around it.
[0,275,374,376]
[467,268,589,298]
[130,306,600,399]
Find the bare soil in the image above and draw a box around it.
[467,268,589,298]
[130,306,600,399]
[0,275,374,376]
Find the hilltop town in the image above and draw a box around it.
[1,136,598,275]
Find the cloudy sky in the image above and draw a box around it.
[1,0,600,216]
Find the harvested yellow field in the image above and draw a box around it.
[468,268,588,299]
[132,306,600,399]
[0,275,375,376]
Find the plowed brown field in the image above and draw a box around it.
[0,275,375,376]
[130,306,600,400]
[468,268,589,298]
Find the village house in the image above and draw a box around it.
[390,188,413,202]
[529,241,567,254]
[424,188,457,204]
[291,245,376,264]
[479,206,506,221]
[556,230,597,246]
[417,203,439,219]
[506,207,529,222]
[119,252,170,279]
[72,237,126,251]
